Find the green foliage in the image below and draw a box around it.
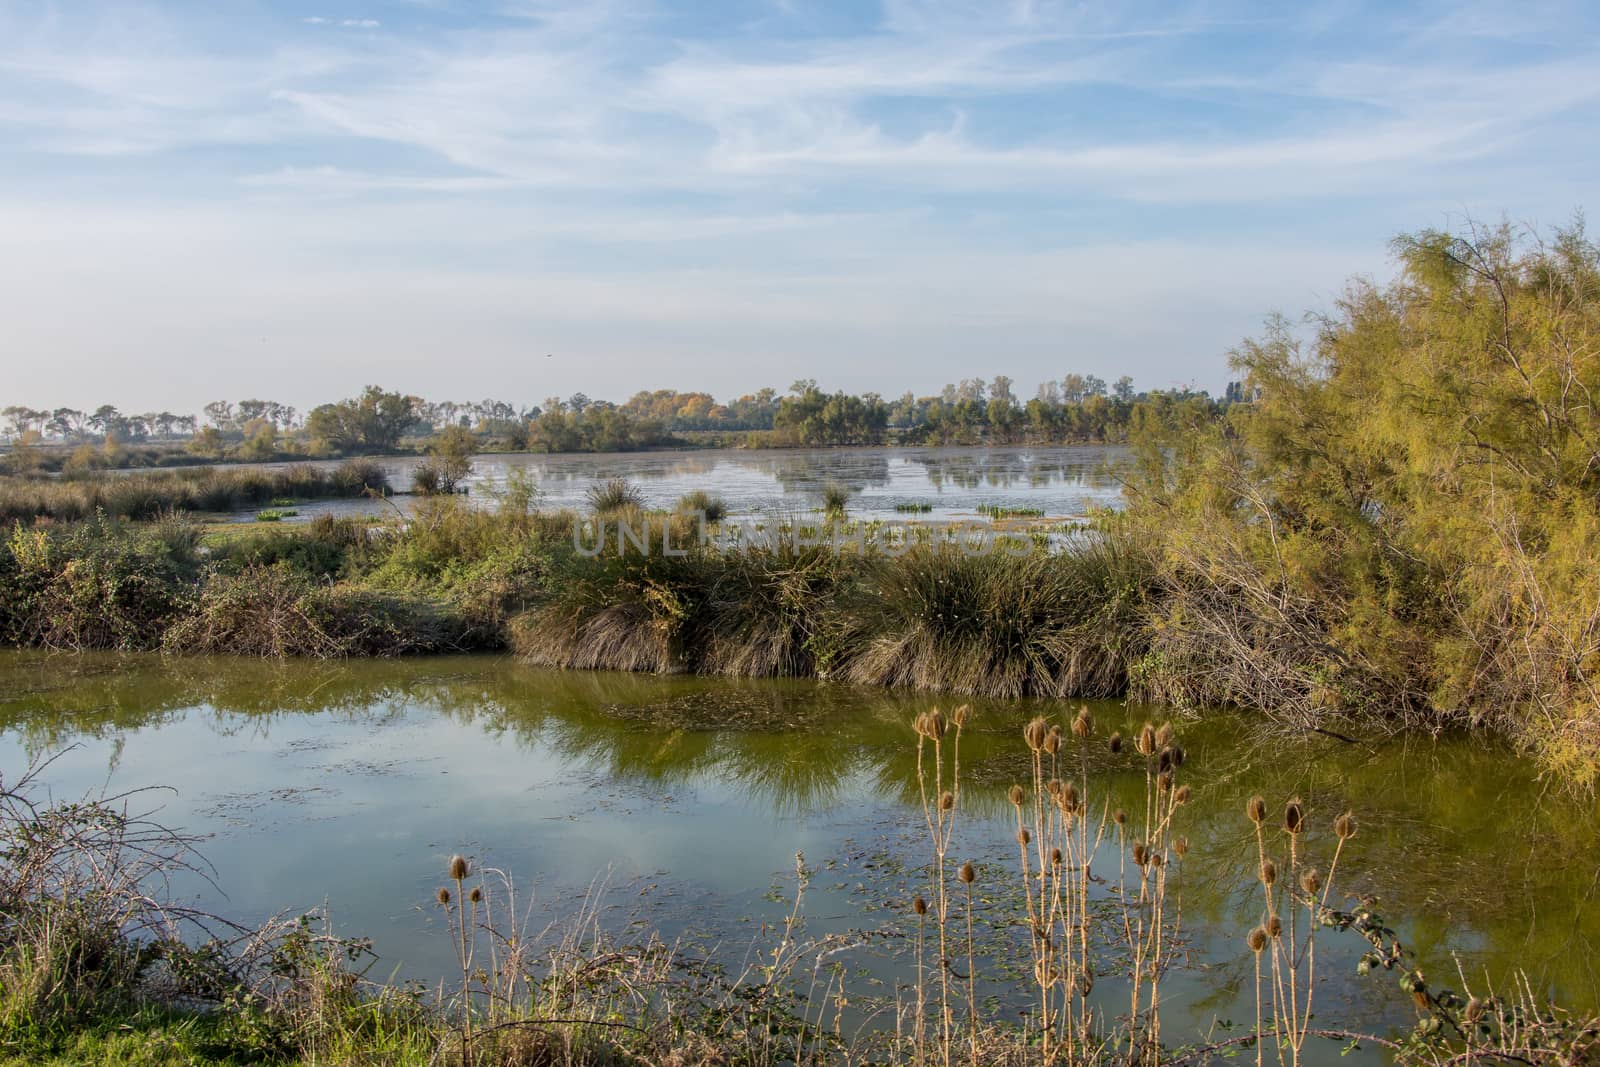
[1124,218,1600,782]
[413,426,476,495]
[0,514,199,650]
[773,385,888,446]
[304,386,420,454]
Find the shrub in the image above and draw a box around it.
[0,514,198,651]
[162,564,466,658]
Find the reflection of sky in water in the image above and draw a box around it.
[2,652,1594,1064]
[218,445,1128,523]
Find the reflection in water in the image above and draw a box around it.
[0,650,1594,1057]
[216,446,1127,523]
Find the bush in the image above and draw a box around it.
[585,478,643,514]
[162,564,466,658]
[0,514,198,651]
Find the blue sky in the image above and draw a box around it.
[1,0,1595,412]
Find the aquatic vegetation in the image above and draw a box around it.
[0,459,390,524]
[254,508,297,522]
[676,488,728,523]
[7,712,1597,1066]
[977,504,1045,519]
[894,501,934,513]
[820,481,850,519]
[585,477,644,514]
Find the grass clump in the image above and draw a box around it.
[585,477,643,514]
[893,501,933,513]
[819,482,850,519]
[976,504,1044,519]
[835,531,1148,698]
[676,489,727,524]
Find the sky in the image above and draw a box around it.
[1,0,1596,414]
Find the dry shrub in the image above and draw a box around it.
[162,564,465,658]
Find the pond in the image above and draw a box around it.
[1,650,1592,1063]
[215,445,1127,524]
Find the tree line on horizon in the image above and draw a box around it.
[1,374,1228,465]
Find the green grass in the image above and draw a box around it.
[976,504,1045,519]
[892,501,933,513]
[253,509,297,522]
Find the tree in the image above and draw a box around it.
[1113,376,1136,402]
[203,401,235,429]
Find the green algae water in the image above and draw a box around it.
[1,650,1593,1061]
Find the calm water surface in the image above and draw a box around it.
[222,445,1126,523]
[1,651,1593,1062]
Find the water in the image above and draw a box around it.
[2,651,1593,1061]
[215,445,1127,523]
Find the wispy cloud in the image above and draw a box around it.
[0,0,1593,409]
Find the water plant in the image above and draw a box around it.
[585,477,644,514]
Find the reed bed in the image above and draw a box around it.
[0,459,390,523]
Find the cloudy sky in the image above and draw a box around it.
[1,0,1595,413]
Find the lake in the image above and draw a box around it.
[217,445,1127,523]
[1,650,1592,1062]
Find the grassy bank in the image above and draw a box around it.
[0,460,391,524]
[5,713,1595,1066]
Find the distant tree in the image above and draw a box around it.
[1113,375,1136,402]
[203,401,235,429]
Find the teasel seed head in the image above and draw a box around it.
[1132,841,1149,867]
[1171,745,1186,768]
[1157,769,1174,793]
[1109,731,1124,754]
[1247,795,1267,825]
[1062,781,1080,814]
[469,886,483,904]
[952,704,972,728]
[436,887,451,905]
[1024,717,1049,752]
[924,709,947,741]
[1008,784,1026,807]
[959,861,976,884]
[1017,828,1032,846]
[1300,868,1321,895]
[1113,808,1128,826]
[449,855,470,881]
[1149,852,1164,869]
[1284,799,1305,835]
[1137,723,1156,756]
[939,790,955,811]
[1174,784,1192,805]
[1174,836,1189,858]
[1267,916,1282,938]
[1335,811,1357,840]
[1071,708,1091,739]
[1155,722,1175,748]
[1044,728,1062,755]
[1046,778,1064,799]
[913,896,928,916]
[1260,859,1278,887]
[1158,748,1173,773]
[1248,926,1268,953]
[1050,847,1064,867]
